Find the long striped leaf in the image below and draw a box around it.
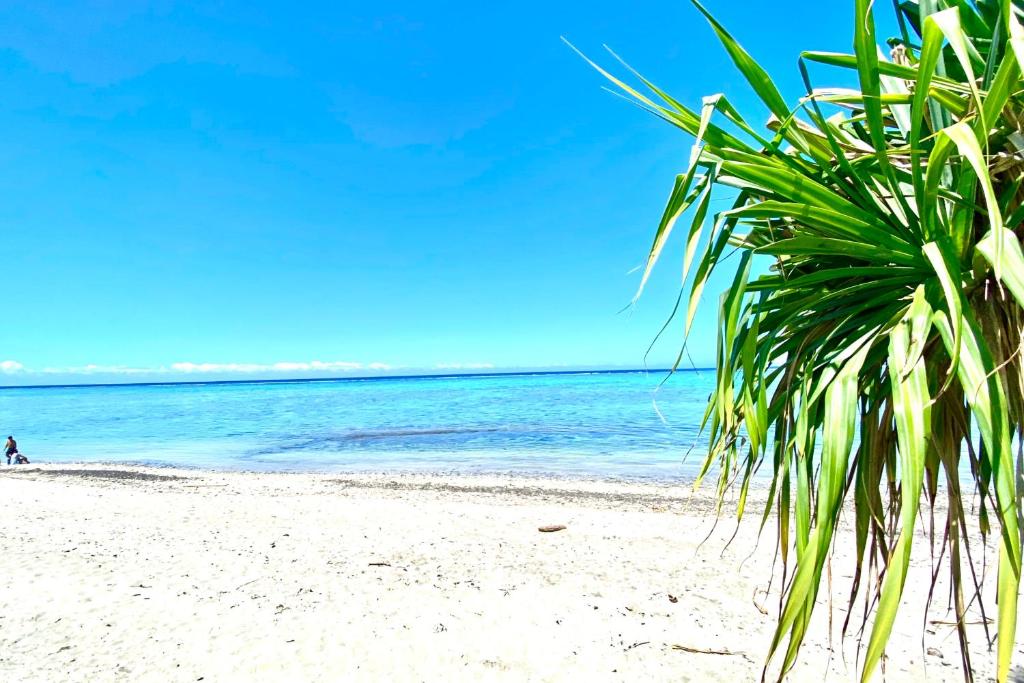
[861,287,933,680]
[934,310,1021,682]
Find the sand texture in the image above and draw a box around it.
[0,464,1018,681]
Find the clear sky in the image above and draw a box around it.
[0,1,861,385]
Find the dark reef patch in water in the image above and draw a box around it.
[251,427,507,455]
[342,427,502,440]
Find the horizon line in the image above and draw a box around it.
[0,367,710,391]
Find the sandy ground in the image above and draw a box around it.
[0,464,1019,682]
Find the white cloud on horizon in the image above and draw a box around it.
[0,359,505,378]
[41,364,153,375]
[170,360,378,374]
[434,362,495,370]
[0,360,24,374]
[11,360,395,377]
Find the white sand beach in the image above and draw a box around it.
[0,464,1015,682]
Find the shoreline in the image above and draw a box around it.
[1,457,726,487]
[0,462,742,515]
[0,460,776,511]
[0,463,1012,681]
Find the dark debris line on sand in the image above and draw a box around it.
[326,477,712,511]
[0,467,736,515]
[0,468,186,483]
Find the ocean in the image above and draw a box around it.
[0,370,718,480]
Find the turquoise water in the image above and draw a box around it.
[0,371,717,479]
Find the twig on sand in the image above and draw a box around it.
[752,587,769,616]
[928,618,993,626]
[368,562,392,567]
[672,644,751,661]
[538,525,567,533]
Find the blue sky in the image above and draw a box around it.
[0,1,862,385]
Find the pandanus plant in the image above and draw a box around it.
[577,0,1024,680]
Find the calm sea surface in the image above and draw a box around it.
[0,371,719,480]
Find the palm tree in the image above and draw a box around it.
[577,1,1024,680]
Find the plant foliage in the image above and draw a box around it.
[578,0,1024,680]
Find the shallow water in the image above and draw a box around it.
[0,370,718,479]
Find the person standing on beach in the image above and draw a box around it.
[5,436,17,465]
